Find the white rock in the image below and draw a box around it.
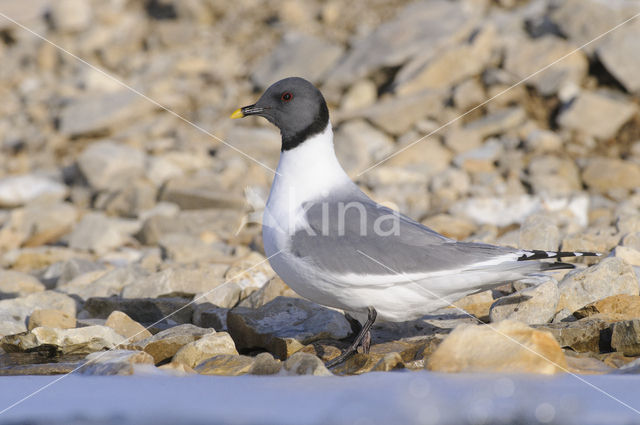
[77,141,147,191]
[490,278,559,324]
[0,174,67,208]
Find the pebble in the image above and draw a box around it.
[581,157,640,193]
[252,32,343,88]
[2,325,124,354]
[283,352,332,376]
[597,21,640,94]
[0,174,68,208]
[574,295,640,321]
[556,258,639,313]
[121,264,228,299]
[131,324,214,364]
[248,352,282,375]
[172,332,238,368]
[79,350,155,376]
[68,212,138,255]
[0,270,45,298]
[82,296,194,325]
[611,320,640,356]
[0,291,77,336]
[195,354,254,376]
[557,91,637,140]
[518,214,560,251]
[50,0,93,33]
[489,278,559,325]
[27,309,75,331]
[426,320,567,374]
[331,352,404,375]
[536,318,611,353]
[227,297,352,359]
[237,277,299,309]
[504,35,588,96]
[327,0,480,86]
[334,120,394,175]
[104,311,151,344]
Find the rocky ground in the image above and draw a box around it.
[0,0,639,381]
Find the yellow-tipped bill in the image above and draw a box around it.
[230,108,244,119]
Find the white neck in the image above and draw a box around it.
[264,123,353,233]
[272,123,351,204]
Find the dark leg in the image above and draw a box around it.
[326,307,377,368]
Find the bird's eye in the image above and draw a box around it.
[281,92,293,102]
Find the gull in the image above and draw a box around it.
[231,77,600,366]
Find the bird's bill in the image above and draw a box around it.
[230,104,265,119]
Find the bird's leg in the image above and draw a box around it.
[326,306,377,368]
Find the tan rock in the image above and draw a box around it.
[611,320,640,356]
[614,246,640,267]
[421,214,476,241]
[172,332,238,368]
[0,270,45,297]
[452,290,496,320]
[132,324,214,364]
[426,320,567,374]
[283,352,332,376]
[331,352,404,375]
[248,352,282,375]
[105,311,151,344]
[573,295,640,321]
[582,157,640,192]
[28,309,75,331]
[195,354,254,376]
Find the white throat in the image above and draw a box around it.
[264,123,352,234]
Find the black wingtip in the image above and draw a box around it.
[517,250,603,262]
[541,262,575,271]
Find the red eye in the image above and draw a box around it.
[281,92,293,102]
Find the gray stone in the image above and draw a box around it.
[137,209,239,245]
[77,141,146,191]
[56,258,106,287]
[611,319,640,356]
[237,277,299,309]
[0,270,44,299]
[158,233,232,264]
[59,91,153,137]
[535,317,611,353]
[282,352,332,376]
[557,258,639,313]
[518,214,560,251]
[159,173,245,210]
[82,297,193,325]
[96,180,157,218]
[340,79,377,112]
[0,202,77,251]
[59,266,146,300]
[121,264,228,299]
[248,352,282,375]
[489,278,559,325]
[227,297,352,359]
[526,156,581,197]
[551,0,623,56]
[463,106,526,140]
[504,36,588,95]
[557,91,637,140]
[393,24,495,94]
[333,120,394,175]
[339,89,445,135]
[0,174,68,208]
[327,0,481,86]
[597,21,640,94]
[193,305,228,331]
[0,291,77,336]
[453,78,486,111]
[252,32,343,88]
[68,212,140,255]
[79,350,155,376]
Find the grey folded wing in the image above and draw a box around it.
[290,198,518,277]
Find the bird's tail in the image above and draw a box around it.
[516,249,603,271]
